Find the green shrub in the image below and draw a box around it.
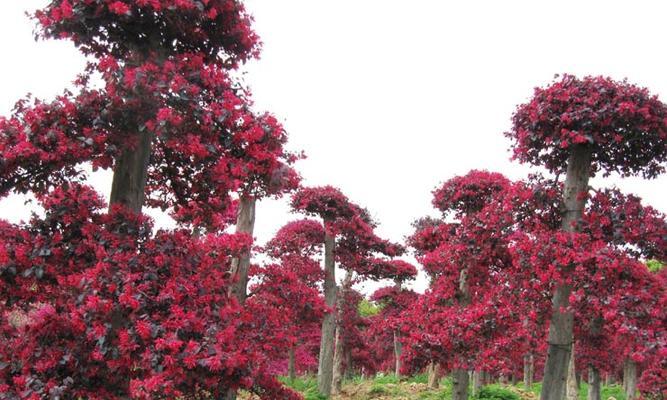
[474,384,520,400]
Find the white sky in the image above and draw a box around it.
[1,1,666,292]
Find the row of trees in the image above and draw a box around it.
[0,1,665,400]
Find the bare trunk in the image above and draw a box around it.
[345,348,353,379]
[228,196,256,304]
[288,344,297,382]
[317,229,336,397]
[452,369,469,400]
[566,343,578,400]
[109,130,153,213]
[427,362,440,389]
[541,145,592,400]
[587,366,600,400]
[472,370,483,396]
[332,271,352,395]
[393,330,402,377]
[604,372,613,386]
[332,327,344,395]
[624,359,637,400]
[524,353,534,387]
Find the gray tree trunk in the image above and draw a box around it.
[524,353,534,387]
[332,271,352,395]
[566,343,579,400]
[604,372,613,386]
[108,130,153,213]
[228,196,256,304]
[332,327,344,395]
[472,370,483,396]
[452,369,469,400]
[288,344,297,382]
[587,367,600,400]
[541,145,592,400]
[427,362,440,389]
[624,360,637,400]
[345,348,353,379]
[393,330,402,377]
[317,229,337,397]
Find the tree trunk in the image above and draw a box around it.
[427,362,440,389]
[604,372,613,386]
[332,271,352,395]
[566,343,578,400]
[393,330,402,377]
[624,360,637,400]
[472,370,483,397]
[228,196,256,304]
[524,353,534,387]
[109,130,153,213]
[288,344,297,382]
[345,348,353,379]
[317,228,336,397]
[452,369,469,400]
[587,366,600,400]
[541,145,592,400]
[332,327,344,395]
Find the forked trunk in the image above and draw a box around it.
[317,228,336,397]
[566,343,578,400]
[541,144,592,400]
[228,196,256,304]
[427,362,440,389]
[524,353,534,387]
[452,368,469,400]
[587,366,601,400]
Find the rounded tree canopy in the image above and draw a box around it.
[290,185,361,223]
[432,170,511,217]
[507,74,667,178]
[34,0,260,64]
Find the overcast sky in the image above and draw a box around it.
[1,1,666,292]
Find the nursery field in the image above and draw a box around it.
[0,1,665,399]
[239,375,628,400]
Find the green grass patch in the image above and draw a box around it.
[278,376,326,400]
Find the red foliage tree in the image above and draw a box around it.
[0,1,303,398]
[506,74,667,400]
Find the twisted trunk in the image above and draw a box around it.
[317,228,336,397]
[228,196,256,304]
[541,145,592,400]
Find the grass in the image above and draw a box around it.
[525,381,626,400]
[281,374,629,399]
